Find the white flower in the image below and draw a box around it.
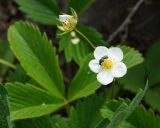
[89,46,127,85]
[59,14,76,31]
[59,15,73,23]
[58,8,77,32]
[71,37,80,45]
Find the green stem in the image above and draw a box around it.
[0,58,16,69]
[111,79,116,99]
[74,28,96,49]
[64,98,70,115]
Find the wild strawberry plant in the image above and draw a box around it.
[0,0,160,128]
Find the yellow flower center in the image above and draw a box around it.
[63,20,73,30]
[101,59,113,69]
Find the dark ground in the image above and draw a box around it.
[0,0,160,54]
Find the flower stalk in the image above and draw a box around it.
[111,79,116,99]
[58,8,96,48]
[74,28,96,49]
[0,58,16,69]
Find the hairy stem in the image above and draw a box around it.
[0,58,16,69]
[74,28,96,49]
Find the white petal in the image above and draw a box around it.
[108,47,123,62]
[71,38,80,45]
[94,46,108,60]
[111,62,127,78]
[59,15,73,22]
[97,70,113,85]
[89,59,101,73]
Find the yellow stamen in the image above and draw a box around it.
[63,20,73,30]
[101,59,113,69]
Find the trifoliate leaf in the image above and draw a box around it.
[6,82,65,120]
[67,54,100,102]
[119,45,144,69]
[8,22,64,99]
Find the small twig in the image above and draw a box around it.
[136,10,160,30]
[107,0,145,43]
[121,27,129,43]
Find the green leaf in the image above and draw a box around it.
[0,85,9,128]
[15,116,53,128]
[146,42,160,85]
[118,63,146,93]
[0,42,9,57]
[52,115,69,128]
[67,54,100,102]
[145,86,160,112]
[0,42,15,77]
[58,25,105,64]
[7,65,30,83]
[15,116,54,128]
[107,103,129,128]
[107,81,148,128]
[76,25,105,46]
[15,0,59,25]
[68,0,95,15]
[125,81,148,113]
[69,94,106,128]
[119,45,144,69]
[101,102,135,128]
[127,105,160,128]
[59,32,91,64]
[95,119,110,128]
[101,99,160,128]
[6,82,65,120]
[8,22,64,99]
